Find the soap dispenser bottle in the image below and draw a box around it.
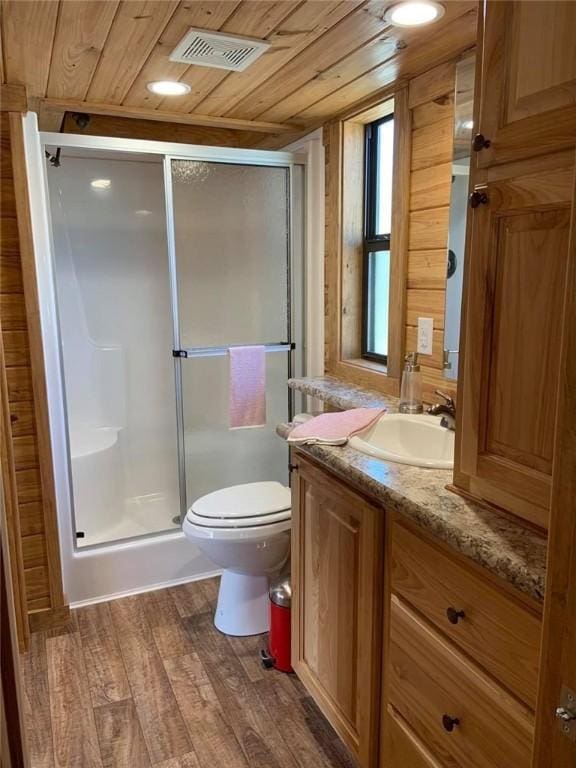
[399,352,423,414]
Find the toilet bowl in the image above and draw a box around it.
[182,481,291,636]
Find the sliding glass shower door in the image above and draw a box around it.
[46,149,181,547]
[168,158,295,515]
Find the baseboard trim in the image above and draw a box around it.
[29,605,70,633]
[69,568,223,609]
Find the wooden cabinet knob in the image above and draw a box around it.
[442,714,460,733]
[472,133,491,151]
[446,607,465,625]
[469,190,489,208]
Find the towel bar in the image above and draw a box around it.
[173,342,295,359]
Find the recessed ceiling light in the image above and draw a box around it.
[147,80,191,96]
[91,179,111,190]
[385,1,445,27]
[135,209,152,217]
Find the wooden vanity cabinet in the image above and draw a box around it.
[290,457,542,768]
[381,518,542,768]
[290,453,385,767]
[455,0,576,528]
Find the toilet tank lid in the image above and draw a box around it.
[190,481,291,520]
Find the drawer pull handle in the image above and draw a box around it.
[446,607,465,625]
[442,714,460,733]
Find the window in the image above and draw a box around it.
[362,114,394,364]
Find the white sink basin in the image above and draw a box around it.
[349,413,454,469]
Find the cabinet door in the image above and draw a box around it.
[476,1,576,167]
[457,152,574,527]
[291,455,384,767]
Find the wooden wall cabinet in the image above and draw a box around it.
[290,454,385,767]
[455,0,576,528]
[476,1,576,168]
[457,152,574,527]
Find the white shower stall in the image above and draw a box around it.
[24,118,308,604]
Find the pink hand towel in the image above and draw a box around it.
[287,408,385,446]
[229,345,267,429]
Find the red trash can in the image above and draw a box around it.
[261,574,293,673]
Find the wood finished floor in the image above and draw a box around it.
[21,577,355,768]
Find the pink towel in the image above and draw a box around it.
[229,346,266,429]
[287,407,385,446]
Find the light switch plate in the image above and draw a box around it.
[417,317,434,355]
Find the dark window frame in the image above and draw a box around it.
[362,113,394,365]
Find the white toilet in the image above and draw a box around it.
[182,481,291,636]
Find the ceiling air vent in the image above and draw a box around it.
[169,29,270,72]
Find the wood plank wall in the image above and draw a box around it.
[60,112,272,148]
[322,58,461,402]
[406,61,457,400]
[323,120,343,375]
[0,113,58,620]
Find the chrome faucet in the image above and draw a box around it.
[427,390,456,431]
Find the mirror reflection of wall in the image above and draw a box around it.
[444,54,475,380]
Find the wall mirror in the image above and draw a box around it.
[443,54,475,380]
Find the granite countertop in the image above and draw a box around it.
[283,377,547,603]
[289,375,401,411]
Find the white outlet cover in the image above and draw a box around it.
[417,317,434,355]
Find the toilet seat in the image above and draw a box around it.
[187,507,291,529]
[183,516,291,541]
[187,481,291,529]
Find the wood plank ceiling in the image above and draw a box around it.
[0,0,477,143]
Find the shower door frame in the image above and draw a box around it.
[39,131,306,549]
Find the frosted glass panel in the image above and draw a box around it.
[46,150,180,547]
[181,353,289,505]
[171,161,290,347]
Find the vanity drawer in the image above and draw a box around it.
[381,705,442,768]
[390,521,541,707]
[388,596,534,768]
